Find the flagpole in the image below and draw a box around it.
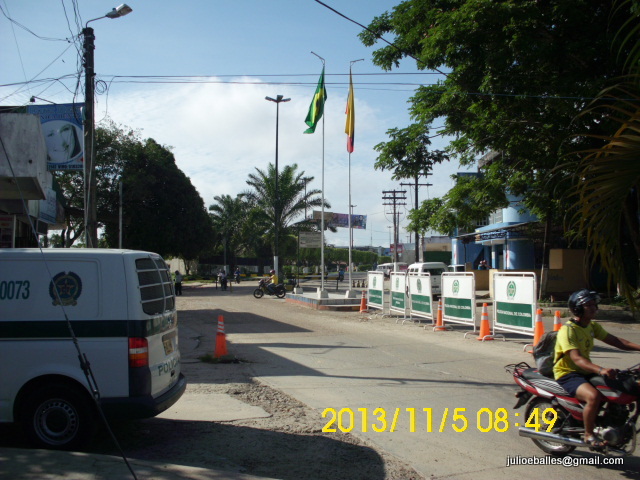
[346,59,363,298]
[311,52,327,298]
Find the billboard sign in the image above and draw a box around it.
[312,211,366,229]
[27,103,84,171]
[299,231,322,248]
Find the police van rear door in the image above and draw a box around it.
[131,254,181,398]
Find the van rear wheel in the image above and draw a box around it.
[20,383,96,450]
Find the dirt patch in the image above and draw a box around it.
[87,359,422,480]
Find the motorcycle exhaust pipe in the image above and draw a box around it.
[518,427,586,447]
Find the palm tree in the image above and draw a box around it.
[565,1,640,304]
[244,163,328,263]
[209,194,248,267]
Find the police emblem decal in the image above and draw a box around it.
[49,271,83,306]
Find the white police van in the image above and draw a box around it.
[0,249,186,449]
[407,262,449,295]
[376,262,408,278]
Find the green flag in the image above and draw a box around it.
[304,67,327,134]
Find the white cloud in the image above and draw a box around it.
[99,79,471,247]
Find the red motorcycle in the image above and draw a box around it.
[505,362,640,456]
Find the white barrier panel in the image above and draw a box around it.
[367,271,385,312]
[389,272,407,316]
[441,272,476,329]
[407,273,433,321]
[493,272,536,336]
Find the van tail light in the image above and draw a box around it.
[129,337,149,367]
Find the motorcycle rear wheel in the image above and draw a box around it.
[253,288,264,299]
[276,288,286,299]
[525,399,576,456]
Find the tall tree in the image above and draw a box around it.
[374,122,449,259]
[53,120,138,246]
[374,123,447,180]
[244,163,327,262]
[209,194,249,265]
[102,138,214,259]
[562,0,640,302]
[54,120,214,257]
[359,0,631,223]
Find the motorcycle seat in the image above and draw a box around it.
[521,367,571,396]
[521,367,551,381]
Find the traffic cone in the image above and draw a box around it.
[214,315,228,358]
[553,310,562,331]
[477,303,493,341]
[533,309,545,346]
[433,298,447,331]
[525,309,545,353]
[359,290,368,313]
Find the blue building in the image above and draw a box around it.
[449,158,540,270]
[452,193,538,269]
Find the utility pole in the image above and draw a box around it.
[82,26,97,248]
[401,173,432,262]
[382,190,407,265]
[81,4,133,248]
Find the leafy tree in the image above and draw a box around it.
[408,172,509,236]
[53,120,214,258]
[373,123,448,180]
[359,0,632,224]
[360,0,640,303]
[53,121,141,247]
[101,138,214,259]
[374,122,449,259]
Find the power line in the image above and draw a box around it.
[0,3,75,42]
[312,0,447,77]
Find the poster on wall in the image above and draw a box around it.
[27,103,84,171]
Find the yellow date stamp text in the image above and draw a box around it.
[321,407,557,433]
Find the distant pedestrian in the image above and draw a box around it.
[219,270,228,291]
[174,270,183,296]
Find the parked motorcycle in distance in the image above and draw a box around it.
[253,278,286,299]
[505,361,640,456]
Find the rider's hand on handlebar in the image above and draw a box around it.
[600,367,617,379]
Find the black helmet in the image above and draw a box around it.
[568,289,600,316]
[270,269,275,275]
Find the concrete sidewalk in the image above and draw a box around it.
[0,447,277,480]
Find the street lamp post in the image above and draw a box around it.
[265,94,290,277]
[83,4,132,248]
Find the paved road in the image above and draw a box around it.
[215,281,640,480]
[3,280,638,479]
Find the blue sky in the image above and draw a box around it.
[1,0,473,247]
